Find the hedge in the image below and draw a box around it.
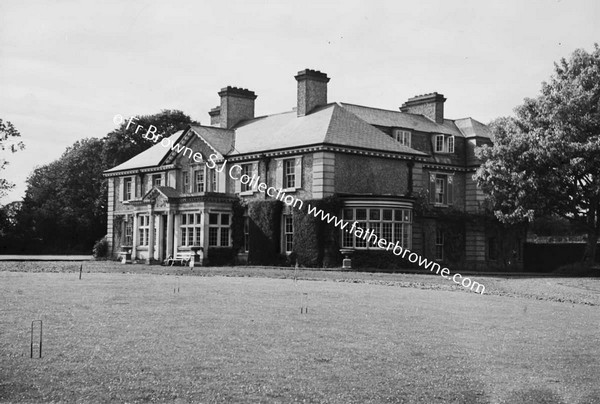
[247,199,283,265]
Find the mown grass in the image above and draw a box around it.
[1,266,600,403]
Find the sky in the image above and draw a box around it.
[0,0,598,204]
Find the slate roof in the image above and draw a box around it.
[230,103,426,156]
[341,103,474,138]
[454,117,492,138]
[189,125,235,155]
[104,130,185,173]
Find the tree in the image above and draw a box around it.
[0,119,25,199]
[13,110,197,253]
[475,44,600,266]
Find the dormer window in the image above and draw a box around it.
[393,129,411,148]
[434,134,454,153]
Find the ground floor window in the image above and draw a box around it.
[208,213,230,247]
[283,214,293,253]
[138,215,149,246]
[435,228,444,260]
[342,207,412,249]
[181,213,202,247]
[124,218,133,246]
[243,216,250,252]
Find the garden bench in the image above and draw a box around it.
[165,252,192,266]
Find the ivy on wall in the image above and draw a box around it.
[247,199,283,265]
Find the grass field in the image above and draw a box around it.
[1,262,600,403]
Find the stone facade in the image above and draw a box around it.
[103,68,524,271]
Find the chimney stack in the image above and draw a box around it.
[295,69,330,117]
[216,86,257,129]
[209,106,221,126]
[400,92,446,124]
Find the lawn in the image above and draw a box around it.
[1,263,600,403]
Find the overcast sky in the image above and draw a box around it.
[0,0,598,204]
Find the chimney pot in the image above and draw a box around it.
[400,92,446,124]
[216,86,257,128]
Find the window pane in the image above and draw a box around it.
[195,214,202,224]
[394,210,403,221]
[208,228,218,246]
[181,228,187,246]
[393,223,401,244]
[369,209,380,221]
[382,209,393,221]
[182,214,187,225]
[220,228,230,246]
[355,222,367,247]
[382,222,392,241]
[221,214,230,225]
[356,209,367,220]
[343,209,353,220]
[194,228,202,245]
[209,213,219,225]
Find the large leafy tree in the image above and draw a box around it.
[475,44,600,266]
[12,110,197,253]
[0,119,25,199]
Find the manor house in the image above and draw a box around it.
[104,69,524,270]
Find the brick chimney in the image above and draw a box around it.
[294,69,330,117]
[217,86,257,129]
[208,106,221,126]
[400,92,446,124]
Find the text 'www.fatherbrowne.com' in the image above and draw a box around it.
[114,114,486,294]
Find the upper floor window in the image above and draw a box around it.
[393,129,411,148]
[429,173,454,205]
[209,169,217,192]
[284,159,296,189]
[241,164,253,193]
[123,178,133,201]
[152,174,162,187]
[434,134,454,153]
[182,171,190,193]
[194,168,205,193]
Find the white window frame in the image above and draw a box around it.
[138,215,149,246]
[194,166,205,193]
[393,129,412,147]
[434,134,455,153]
[341,207,412,250]
[180,213,202,247]
[283,159,295,189]
[283,214,294,253]
[152,174,162,187]
[240,163,253,194]
[123,177,133,201]
[208,212,231,247]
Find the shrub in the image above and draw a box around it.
[92,237,109,259]
[247,200,283,265]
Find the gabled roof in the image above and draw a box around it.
[143,186,181,200]
[454,117,492,139]
[104,130,185,173]
[229,103,426,156]
[340,103,464,137]
[189,125,235,156]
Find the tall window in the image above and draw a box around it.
[342,207,412,249]
[393,129,411,147]
[283,159,295,189]
[435,228,444,260]
[243,216,250,253]
[138,215,149,246]
[124,219,133,246]
[182,171,190,193]
[434,135,455,153]
[241,164,252,192]
[430,173,453,205]
[435,176,446,204]
[180,213,202,247]
[283,214,294,253]
[208,213,230,247]
[209,169,217,192]
[152,174,162,187]
[194,168,205,192]
[123,178,133,201]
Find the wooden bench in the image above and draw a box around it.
[165,252,192,266]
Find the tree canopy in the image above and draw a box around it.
[475,44,600,265]
[2,110,197,253]
[0,119,25,199]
